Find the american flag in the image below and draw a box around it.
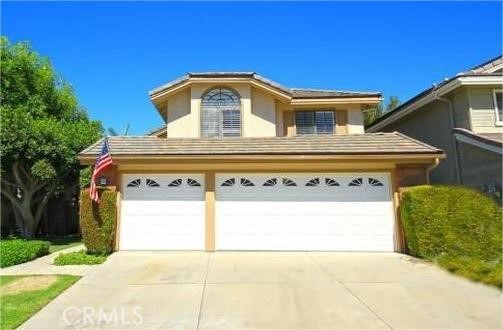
[89,137,113,202]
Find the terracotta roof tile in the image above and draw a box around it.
[79,133,443,157]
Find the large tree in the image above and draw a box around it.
[0,37,102,238]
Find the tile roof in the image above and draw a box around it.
[148,126,167,137]
[79,133,443,158]
[149,72,381,99]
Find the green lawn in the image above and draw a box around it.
[44,236,82,254]
[0,275,80,330]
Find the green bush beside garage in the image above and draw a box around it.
[401,185,502,287]
[79,188,117,255]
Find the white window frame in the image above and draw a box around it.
[200,88,242,138]
[493,89,503,126]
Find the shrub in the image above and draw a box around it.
[401,185,501,261]
[437,255,502,288]
[54,250,107,265]
[0,239,50,267]
[79,188,117,254]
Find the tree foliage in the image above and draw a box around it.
[0,37,103,237]
[363,95,401,127]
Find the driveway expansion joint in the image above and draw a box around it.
[306,252,393,330]
[196,253,211,329]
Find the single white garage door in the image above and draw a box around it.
[120,174,205,250]
[216,173,394,251]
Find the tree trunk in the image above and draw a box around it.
[1,161,52,239]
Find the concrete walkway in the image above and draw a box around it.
[20,251,502,329]
[0,244,97,276]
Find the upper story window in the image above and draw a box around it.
[201,88,241,137]
[493,90,502,126]
[295,111,335,135]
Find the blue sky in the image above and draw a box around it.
[2,1,501,135]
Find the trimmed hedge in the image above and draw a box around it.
[437,255,502,288]
[80,188,117,254]
[401,185,501,261]
[0,239,50,268]
[54,250,107,265]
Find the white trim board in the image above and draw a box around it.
[454,133,502,155]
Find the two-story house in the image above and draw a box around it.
[79,72,443,252]
[367,56,502,199]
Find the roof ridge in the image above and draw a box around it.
[463,55,503,73]
[290,87,380,94]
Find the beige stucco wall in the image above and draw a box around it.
[347,105,365,134]
[469,87,503,133]
[166,88,194,137]
[247,87,276,137]
[163,83,368,137]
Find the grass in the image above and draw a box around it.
[43,236,82,254]
[0,275,80,330]
[54,250,107,265]
[0,276,20,287]
[436,255,502,288]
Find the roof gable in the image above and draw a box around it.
[149,72,381,101]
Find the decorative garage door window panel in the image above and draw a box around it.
[217,174,390,201]
[120,174,205,250]
[215,173,394,251]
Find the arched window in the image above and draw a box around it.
[201,88,241,138]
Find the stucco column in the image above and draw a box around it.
[205,171,215,251]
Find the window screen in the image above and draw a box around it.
[295,111,315,135]
[296,111,335,135]
[222,110,241,137]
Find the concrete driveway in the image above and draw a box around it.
[21,252,501,329]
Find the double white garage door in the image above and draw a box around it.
[120,173,395,251]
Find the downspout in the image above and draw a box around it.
[433,93,462,184]
[426,158,440,185]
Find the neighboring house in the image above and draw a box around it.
[367,56,503,199]
[79,72,443,252]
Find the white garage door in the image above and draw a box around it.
[120,174,205,250]
[216,173,394,251]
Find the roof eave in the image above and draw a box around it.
[78,151,444,165]
[291,96,382,106]
[367,74,503,132]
